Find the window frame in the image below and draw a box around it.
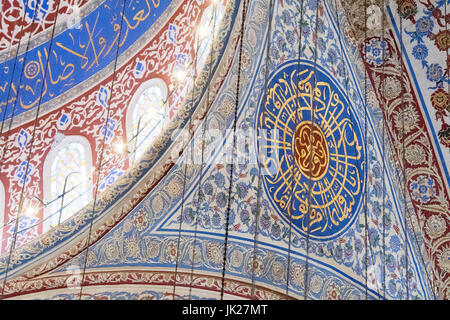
[42,134,93,232]
[126,78,168,159]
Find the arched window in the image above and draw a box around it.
[196,2,225,69]
[43,134,93,232]
[127,79,168,162]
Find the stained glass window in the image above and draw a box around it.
[196,3,225,69]
[44,140,91,232]
[130,83,166,161]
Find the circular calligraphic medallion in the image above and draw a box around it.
[257,60,365,241]
[24,61,40,79]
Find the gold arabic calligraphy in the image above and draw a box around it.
[259,63,364,238]
[0,0,160,112]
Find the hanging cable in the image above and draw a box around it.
[188,1,220,300]
[359,0,437,300]
[447,0,449,129]
[0,0,41,254]
[251,0,274,299]
[220,0,248,300]
[283,0,305,298]
[363,0,369,300]
[0,31,203,255]
[172,1,203,301]
[303,0,321,301]
[381,0,387,299]
[334,0,379,300]
[0,0,35,148]
[0,0,58,298]
[398,9,410,300]
[0,1,209,296]
[77,0,128,300]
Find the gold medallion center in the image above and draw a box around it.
[294,121,329,180]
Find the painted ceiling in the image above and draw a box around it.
[0,0,448,300]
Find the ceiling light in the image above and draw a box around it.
[114,141,127,154]
[198,25,209,39]
[175,70,186,82]
[23,206,36,217]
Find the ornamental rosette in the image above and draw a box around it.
[431,88,449,114]
[416,17,434,36]
[427,63,443,82]
[206,242,223,265]
[289,263,306,287]
[105,244,119,261]
[309,274,324,294]
[229,249,244,268]
[393,104,418,135]
[125,239,140,258]
[405,144,426,165]
[410,175,436,203]
[325,282,342,300]
[364,38,390,67]
[166,177,183,198]
[165,241,178,263]
[425,215,447,239]
[438,246,450,273]
[133,209,149,231]
[146,241,160,259]
[382,76,402,101]
[434,30,450,52]
[397,0,418,21]
[271,261,285,281]
[438,124,450,148]
[247,255,264,278]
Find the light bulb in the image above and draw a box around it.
[23,206,36,217]
[114,141,126,154]
[175,70,186,82]
[198,25,209,39]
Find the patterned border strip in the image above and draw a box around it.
[340,0,450,299]
[1,269,292,300]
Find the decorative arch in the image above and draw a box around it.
[126,78,168,162]
[42,134,93,233]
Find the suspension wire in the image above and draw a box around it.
[250,0,274,299]
[445,0,449,301]
[0,0,59,298]
[220,0,248,300]
[284,0,304,298]
[0,45,205,232]
[362,0,437,300]
[0,0,41,251]
[379,84,438,298]
[381,0,387,299]
[398,10,410,300]
[188,1,220,300]
[0,66,194,239]
[0,0,213,263]
[172,1,203,301]
[363,0,369,300]
[0,0,35,149]
[395,7,435,299]
[335,0,380,300]
[365,2,438,299]
[447,0,449,124]
[303,0,320,301]
[77,0,128,300]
